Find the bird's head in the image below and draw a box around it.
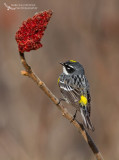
[60,60,84,75]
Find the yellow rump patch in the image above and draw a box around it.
[70,60,77,63]
[79,95,87,105]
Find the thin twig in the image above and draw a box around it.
[19,52,104,160]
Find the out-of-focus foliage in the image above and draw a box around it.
[0,0,119,160]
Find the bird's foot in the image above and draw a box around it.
[70,110,77,123]
[57,98,66,105]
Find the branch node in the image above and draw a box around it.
[39,81,44,87]
[21,70,29,76]
[62,108,68,116]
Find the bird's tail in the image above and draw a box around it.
[80,108,95,131]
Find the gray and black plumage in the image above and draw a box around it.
[58,60,94,131]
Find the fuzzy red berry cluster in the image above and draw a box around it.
[15,10,53,53]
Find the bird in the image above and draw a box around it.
[58,60,94,131]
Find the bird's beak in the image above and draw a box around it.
[59,62,64,66]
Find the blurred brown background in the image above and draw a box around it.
[0,0,119,159]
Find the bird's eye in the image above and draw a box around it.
[66,66,75,73]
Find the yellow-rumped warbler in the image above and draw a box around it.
[58,60,94,131]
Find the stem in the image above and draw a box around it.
[19,52,104,160]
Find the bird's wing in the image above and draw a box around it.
[59,81,81,105]
[59,75,91,115]
[59,75,81,106]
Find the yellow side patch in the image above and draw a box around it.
[57,77,60,84]
[70,60,77,63]
[79,95,87,105]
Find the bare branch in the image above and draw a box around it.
[19,52,104,160]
